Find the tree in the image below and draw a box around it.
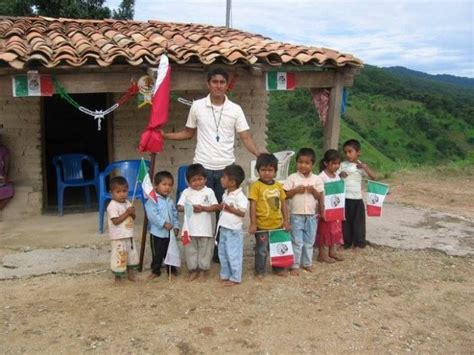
[0,0,132,19]
[113,0,134,20]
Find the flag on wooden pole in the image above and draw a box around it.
[269,229,294,268]
[164,230,181,267]
[266,72,296,90]
[323,180,345,221]
[367,181,389,216]
[138,54,171,153]
[136,158,157,203]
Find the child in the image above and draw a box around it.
[248,153,290,279]
[317,149,344,263]
[284,148,324,275]
[177,163,219,282]
[106,176,138,282]
[217,164,248,286]
[340,139,377,249]
[145,171,180,279]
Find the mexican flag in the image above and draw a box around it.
[367,181,389,217]
[266,72,296,91]
[164,229,181,267]
[137,158,157,203]
[323,180,345,221]
[181,202,193,246]
[12,73,53,97]
[138,54,171,153]
[269,230,294,268]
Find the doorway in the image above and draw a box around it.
[43,93,110,212]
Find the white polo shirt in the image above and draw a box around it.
[218,187,248,230]
[186,95,250,170]
[339,161,367,199]
[283,172,324,215]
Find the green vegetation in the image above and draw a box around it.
[0,0,135,19]
[267,65,474,175]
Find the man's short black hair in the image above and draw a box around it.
[186,163,207,182]
[256,153,278,172]
[343,139,361,151]
[110,176,128,190]
[223,164,245,187]
[207,67,229,82]
[296,148,316,164]
[153,171,174,185]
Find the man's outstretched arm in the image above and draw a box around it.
[161,127,196,141]
[238,130,263,157]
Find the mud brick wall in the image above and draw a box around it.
[0,96,43,217]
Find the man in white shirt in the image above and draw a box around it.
[162,68,261,261]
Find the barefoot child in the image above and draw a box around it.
[106,176,139,282]
[340,139,377,250]
[145,171,180,279]
[217,164,248,286]
[177,164,219,282]
[248,153,290,279]
[284,148,324,275]
[317,149,344,263]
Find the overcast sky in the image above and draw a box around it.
[106,0,474,78]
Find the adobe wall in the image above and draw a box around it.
[0,96,42,220]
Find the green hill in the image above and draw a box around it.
[266,65,474,173]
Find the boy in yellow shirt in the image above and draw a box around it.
[248,153,290,279]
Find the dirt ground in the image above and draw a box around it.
[1,169,473,353]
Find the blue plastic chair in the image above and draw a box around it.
[52,154,99,216]
[98,159,150,234]
[176,165,188,204]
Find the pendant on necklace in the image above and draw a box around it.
[216,135,220,142]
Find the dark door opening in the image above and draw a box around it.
[43,93,110,213]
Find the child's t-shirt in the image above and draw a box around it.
[283,172,324,215]
[248,180,286,230]
[339,161,367,199]
[218,187,248,230]
[177,186,218,237]
[107,200,134,240]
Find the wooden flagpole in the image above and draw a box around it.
[138,152,156,271]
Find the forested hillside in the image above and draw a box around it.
[266,65,474,172]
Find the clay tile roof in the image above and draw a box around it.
[0,16,363,69]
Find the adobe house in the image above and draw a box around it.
[0,16,362,219]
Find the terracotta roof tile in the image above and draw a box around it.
[0,16,363,69]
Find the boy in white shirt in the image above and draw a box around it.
[106,176,138,283]
[177,164,219,281]
[217,164,248,286]
[340,139,377,249]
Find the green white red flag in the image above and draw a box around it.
[323,180,345,221]
[138,54,171,153]
[12,73,53,97]
[136,158,156,203]
[164,229,181,267]
[266,72,296,90]
[367,181,389,216]
[269,229,294,268]
[181,202,193,246]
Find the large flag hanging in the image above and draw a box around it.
[12,72,53,97]
[181,202,193,246]
[324,180,345,221]
[269,229,294,268]
[367,181,389,217]
[266,72,296,91]
[164,229,181,267]
[137,158,157,202]
[138,54,171,153]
